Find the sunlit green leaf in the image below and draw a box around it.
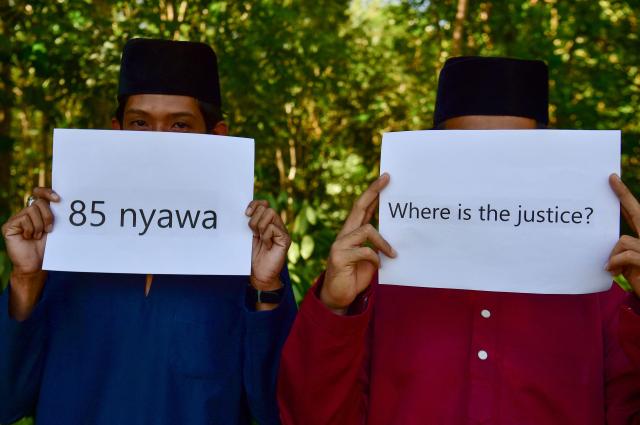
[300,235,314,259]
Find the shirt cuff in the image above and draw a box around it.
[299,272,374,339]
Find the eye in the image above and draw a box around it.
[130,119,147,127]
[172,122,189,129]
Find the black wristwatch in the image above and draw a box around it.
[247,283,285,304]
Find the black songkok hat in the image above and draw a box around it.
[118,38,221,107]
[433,56,548,127]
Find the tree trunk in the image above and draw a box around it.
[452,0,469,56]
[0,1,14,219]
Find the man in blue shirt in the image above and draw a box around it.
[0,38,296,425]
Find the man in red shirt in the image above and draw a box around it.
[278,57,640,424]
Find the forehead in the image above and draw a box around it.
[124,94,200,114]
[445,115,537,130]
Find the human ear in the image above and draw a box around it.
[111,117,122,130]
[212,121,228,136]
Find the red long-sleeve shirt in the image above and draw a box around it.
[278,276,640,424]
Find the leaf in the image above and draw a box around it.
[305,206,317,225]
[288,241,300,264]
[300,235,314,260]
[293,210,308,235]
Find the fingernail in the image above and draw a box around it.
[604,261,609,271]
[46,224,53,233]
[245,207,253,216]
[391,248,397,257]
[51,192,60,201]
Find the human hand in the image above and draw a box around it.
[246,200,291,292]
[2,187,59,320]
[3,187,59,275]
[320,173,396,315]
[606,174,640,295]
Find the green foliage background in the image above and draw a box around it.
[0,1,639,422]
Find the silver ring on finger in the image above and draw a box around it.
[26,195,38,207]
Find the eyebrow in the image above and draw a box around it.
[124,108,150,116]
[167,111,197,119]
[125,109,197,119]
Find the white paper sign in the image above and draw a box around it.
[43,129,254,275]
[379,130,620,294]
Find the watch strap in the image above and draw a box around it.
[248,284,285,304]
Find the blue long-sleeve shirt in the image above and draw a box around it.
[0,271,296,424]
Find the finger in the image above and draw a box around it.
[610,174,640,235]
[607,250,640,275]
[34,200,55,232]
[19,215,36,239]
[267,206,288,231]
[261,223,276,250]
[621,204,637,235]
[339,173,390,237]
[257,208,277,235]
[347,247,381,269]
[607,235,640,275]
[248,205,267,234]
[608,235,640,259]
[2,214,29,238]
[336,224,396,258]
[245,200,269,216]
[261,223,291,250]
[24,205,45,239]
[363,192,380,224]
[622,204,633,224]
[32,187,61,203]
